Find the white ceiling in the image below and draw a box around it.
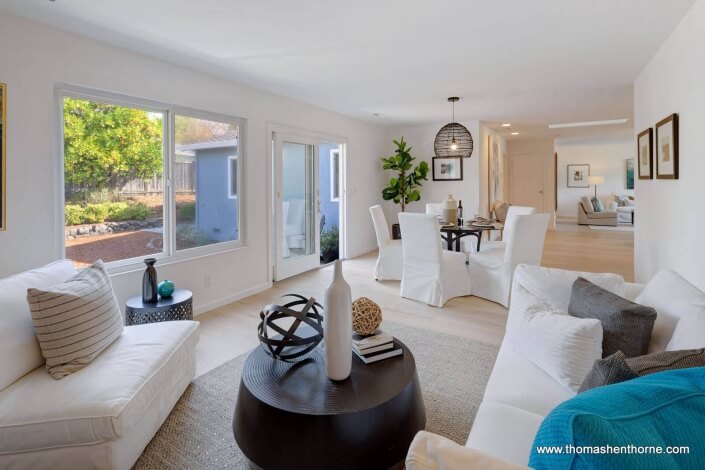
[0,0,696,138]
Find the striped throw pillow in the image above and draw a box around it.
[27,260,124,379]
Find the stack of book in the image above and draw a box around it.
[352,330,403,364]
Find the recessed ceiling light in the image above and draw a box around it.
[501,123,511,127]
[548,118,629,129]
[511,132,520,135]
[372,113,381,117]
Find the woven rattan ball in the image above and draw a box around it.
[352,297,382,335]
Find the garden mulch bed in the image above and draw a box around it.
[65,230,162,267]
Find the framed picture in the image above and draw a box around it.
[567,164,590,188]
[626,159,634,190]
[432,157,463,181]
[487,135,504,213]
[655,113,678,179]
[637,128,653,180]
[0,83,5,231]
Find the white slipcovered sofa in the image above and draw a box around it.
[0,260,199,469]
[407,264,705,468]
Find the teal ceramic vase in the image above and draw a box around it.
[158,280,175,299]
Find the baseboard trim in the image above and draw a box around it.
[556,215,578,223]
[193,281,272,316]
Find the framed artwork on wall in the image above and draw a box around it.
[487,135,504,213]
[567,164,590,188]
[637,128,653,180]
[0,83,5,231]
[655,113,678,179]
[432,157,463,181]
[626,159,635,190]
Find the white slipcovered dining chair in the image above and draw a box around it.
[425,203,443,218]
[369,205,403,280]
[398,213,471,307]
[468,213,550,307]
[460,205,537,254]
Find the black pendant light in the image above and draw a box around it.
[434,97,473,158]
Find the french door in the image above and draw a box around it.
[273,132,320,281]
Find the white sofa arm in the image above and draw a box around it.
[607,201,618,211]
[406,431,529,470]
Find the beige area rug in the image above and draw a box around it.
[135,321,499,469]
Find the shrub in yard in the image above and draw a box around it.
[64,201,151,225]
[176,225,211,248]
[82,204,110,224]
[64,205,85,226]
[106,202,150,221]
[177,203,196,222]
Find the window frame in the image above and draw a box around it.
[55,84,247,274]
[330,148,340,202]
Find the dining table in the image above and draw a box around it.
[440,222,502,252]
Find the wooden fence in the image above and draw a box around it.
[119,162,195,195]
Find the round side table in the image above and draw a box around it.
[233,339,426,469]
[125,289,193,326]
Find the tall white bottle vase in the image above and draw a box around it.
[324,260,353,381]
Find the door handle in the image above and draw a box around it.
[539,190,543,194]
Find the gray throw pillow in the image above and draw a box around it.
[627,348,705,375]
[579,348,705,393]
[591,197,604,212]
[568,277,656,358]
[578,351,638,393]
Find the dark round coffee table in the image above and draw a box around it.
[232,339,426,470]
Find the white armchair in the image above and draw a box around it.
[468,213,550,307]
[398,213,471,307]
[369,205,403,280]
[461,206,537,254]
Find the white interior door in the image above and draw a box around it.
[273,132,320,281]
[510,155,545,211]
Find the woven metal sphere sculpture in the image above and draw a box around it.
[258,294,324,361]
[352,297,383,335]
[434,122,474,158]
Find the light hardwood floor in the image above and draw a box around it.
[194,223,633,377]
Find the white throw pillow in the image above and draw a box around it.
[508,265,625,331]
[406,431,529,470]
[0,260,76,390]
[507,303,603,393]
[667,305,705,351]
[635,270,705,352]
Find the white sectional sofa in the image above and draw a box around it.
[465,264,705,467]
[408,264,705,469]
[0,260,199,469]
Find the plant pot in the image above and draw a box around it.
[320,248,339,264]
[391,223,402,240]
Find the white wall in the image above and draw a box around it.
[555,135,634,219]
[506,138,557,222]
[383,121,481,222]
[0,12,386,312]
[634,0,705,288]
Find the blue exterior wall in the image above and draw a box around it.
[319,143,340,230]
[195,146,239,243]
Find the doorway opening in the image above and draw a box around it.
[319,142,343,265]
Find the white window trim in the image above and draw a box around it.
[227,155,238,199]
[330,149,340,202]
[55,83,247,274]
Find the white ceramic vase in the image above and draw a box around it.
[324,259,352,381]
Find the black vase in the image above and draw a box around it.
[142,258,158,303]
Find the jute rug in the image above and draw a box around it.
[135,321,499,469]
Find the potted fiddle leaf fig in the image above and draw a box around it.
[381,137,429,238]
